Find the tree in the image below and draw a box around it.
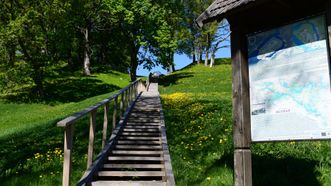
[0,0,71,97]
[209,20,230,67]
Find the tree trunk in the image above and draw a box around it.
[171,64,175,73]
[204,50,209,66]
[192,53,196,64]
[205,33,210,66]
[8,44,16,67]
[129,41,138,81]
[171,53,175,72]
[18,38,44,98]
[196,46,201,64]
[83,24,91,76]
[31,62,44,98]
[210,52,215,67]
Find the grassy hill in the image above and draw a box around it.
[159,61,331,186]
[0,68,131,185]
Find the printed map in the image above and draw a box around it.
[248,16,331,141]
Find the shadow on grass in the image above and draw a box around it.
[0,109,113,185]
[252,155,320,186]
[159,72,194,87]
[191,152,320,186]
[2,78,121,104]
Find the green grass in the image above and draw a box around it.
[159,61,331,186]
[0,68,131,185]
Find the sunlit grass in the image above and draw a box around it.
[159,61,331,186]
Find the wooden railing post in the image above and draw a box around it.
[127,88,131,106]
[124,90,128,111]
[113,97,118,129]
[120,92,124,117]
[134,82,138,97]
[63,125,74,186]
[87,110,97,169]
[102,103,109,149]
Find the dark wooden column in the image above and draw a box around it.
[230,24,252,186]
[327,0,331,53]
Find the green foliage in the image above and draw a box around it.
[159,61,331,186]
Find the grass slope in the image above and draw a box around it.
[159,61,331,186]
[0,69,131,185]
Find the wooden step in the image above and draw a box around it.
[117,140,161,145]
[126,122,161,126]
[121,132,160,136]
[119,136,160,140]
[125,126,160,129]
[98,171,165,177]
[115,145,162,150]
[127,118,161,124]
[112,150,162,155]
[104,164,164,169]
[123,128,160,132]
[91,181,166,186]
[108,156,163,161]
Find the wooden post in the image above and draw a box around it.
[113,97,118,129]
[102,103,109,149]
[87,110,97,169]
[120,93,124,117]
[62,125,74,186]
[128,86,131,104]
[231,25,252,186]
[327,1,331,55]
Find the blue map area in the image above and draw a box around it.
[248,16,326,64]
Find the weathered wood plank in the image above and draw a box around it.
[124,125,160,129]
[113,97,118,129]
[62,125,74,186]
[112,150,163,155]
[57,79,141,127]
[121,132,160,136]
[98,171,165,177]
[231,25,252,186]
[119,136,161,140]
[91,181,166,186]
[234,149,252,186]
[116,140,161,145]
[123,128,160,132]
[115,145,162,150]
[87,110,97,169]
[159,97,176,186]
[231,27,251,148]
[108,156,163,161]
[104,164,164,169]
[102,103,109,149]
[327,1,331,54]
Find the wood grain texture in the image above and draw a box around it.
[87,110,97,169]
[234,149,252,186]
[231,27,251,148]
[62,125,74,186]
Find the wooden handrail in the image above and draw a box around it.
[57,79,146,186]
[57,79,142,128]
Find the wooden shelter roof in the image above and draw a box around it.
[196,0,257,27]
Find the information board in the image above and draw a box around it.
[248,16,331,142]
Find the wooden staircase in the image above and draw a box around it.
[75,83,175,186]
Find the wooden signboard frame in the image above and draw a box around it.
[230,8,331,186]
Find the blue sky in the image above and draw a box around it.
[137,47,231,76]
